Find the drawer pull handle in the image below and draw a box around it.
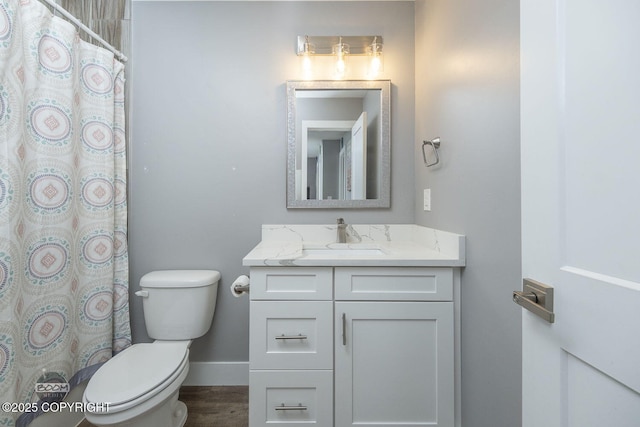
[275,403,308,411]
[275,334,308,341]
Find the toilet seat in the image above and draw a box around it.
[85,341,189,413]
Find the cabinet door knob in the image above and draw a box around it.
[342,313,347,346]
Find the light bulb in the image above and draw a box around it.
[300,37,315,79]
[336,54,346,75]
[368,40,383,77]
[370,55,381,75]
[333,39,349,78]
[302,53,313,73]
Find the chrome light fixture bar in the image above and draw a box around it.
[296,35,383,56]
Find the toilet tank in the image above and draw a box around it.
[138,270,220,340]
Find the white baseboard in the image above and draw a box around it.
[183,361,249,386]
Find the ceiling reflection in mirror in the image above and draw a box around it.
[287,80,390,209]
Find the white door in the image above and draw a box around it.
[316,145,323,200]
[339,147,346,200]
[520,1,640,426]
[350,112,367,199]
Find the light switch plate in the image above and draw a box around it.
[423,189,431,211]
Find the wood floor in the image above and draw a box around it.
[180,386,248,427]
[79,386,248,427]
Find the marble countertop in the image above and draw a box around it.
[242,224,466,267]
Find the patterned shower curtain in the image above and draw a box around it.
[0,1,131,425]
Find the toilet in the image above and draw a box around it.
[83,270,220,427]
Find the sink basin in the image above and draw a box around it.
[302,248,385,257]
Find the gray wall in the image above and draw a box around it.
[130,1,415,362]
[131,1,522,425]
[414,1,522,427]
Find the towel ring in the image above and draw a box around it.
[422,137,441,167]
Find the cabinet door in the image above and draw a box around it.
[335,302,454,427]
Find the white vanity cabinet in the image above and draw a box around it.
[249,267,334,427]
[334,267,454,427]
[248,266,455,427]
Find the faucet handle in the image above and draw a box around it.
[336,218,347,243]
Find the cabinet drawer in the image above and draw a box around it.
[250,267,333,300]
[249,370,333,427]
[335,267,453,301]
[250,301,333,370]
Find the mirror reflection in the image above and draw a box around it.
[287,80,390,209]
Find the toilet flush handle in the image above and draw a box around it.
[135,290,149,298]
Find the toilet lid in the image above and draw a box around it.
[84,342,189,406]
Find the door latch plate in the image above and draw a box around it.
[513,278,555,323]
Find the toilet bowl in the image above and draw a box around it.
[83,270,220,427]
[84,341,190,426]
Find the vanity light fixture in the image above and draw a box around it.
[300,35,315,78]
[296,35,383,78]
[333,37,349,78]
[367,37,384,77]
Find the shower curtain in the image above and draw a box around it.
[0,1,131,425]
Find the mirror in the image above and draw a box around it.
[287,80,390,208]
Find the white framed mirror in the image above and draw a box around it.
[287,80,391,209]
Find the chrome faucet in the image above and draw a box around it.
[337,218,347,243]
